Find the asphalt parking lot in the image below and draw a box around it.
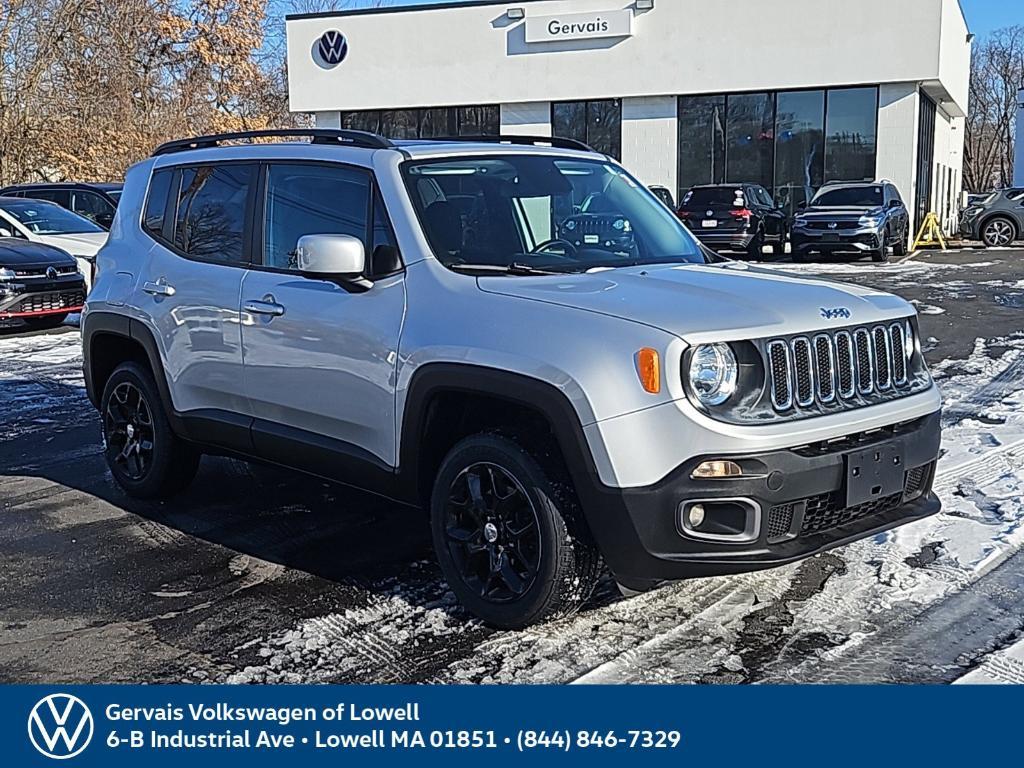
[3,248,1024,684]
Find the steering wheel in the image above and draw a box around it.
[529,239,578,259]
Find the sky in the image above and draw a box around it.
[335,0,1024,39]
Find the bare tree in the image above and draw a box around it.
[965,25,1024,192]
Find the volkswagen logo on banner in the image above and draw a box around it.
[27,693,94,759]
[313,29,349,69]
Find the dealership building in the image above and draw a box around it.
[286,0,970,231]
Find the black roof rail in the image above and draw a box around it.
[152,129,394,157]
[422,134,595,153]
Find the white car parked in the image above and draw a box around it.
[0,196,107,290]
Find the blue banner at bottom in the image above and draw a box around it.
[1,685,1013,766]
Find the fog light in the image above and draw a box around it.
[687,503,706,528]
[691,460,743,479]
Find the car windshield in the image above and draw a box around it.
[0,199,104,234]
[403,155,704,273]
[811,186,883,207]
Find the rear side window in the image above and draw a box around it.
[27,189,71,207]
[174,164,254,263]
[143,169,173,236]
[262,163,370,271]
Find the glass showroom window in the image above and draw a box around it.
[678,95,726,196]
[824,87,878,182]
[342,106,499,139]
[552,100,622,159]
[774,90,825,216]
[726,92,775,190]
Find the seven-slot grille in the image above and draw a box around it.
[767,322,912,412]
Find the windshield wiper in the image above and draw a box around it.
[449,262,562,276]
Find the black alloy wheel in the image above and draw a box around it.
[443,462,541,603]
[104,381,155,482]
[100,362,200,498]
[430,433,601,628]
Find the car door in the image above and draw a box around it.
[239,161,406,470]
[136,162,256,422]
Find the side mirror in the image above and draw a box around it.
[887,199,902,209]
[796,201,807,210]
[296,234,371,291]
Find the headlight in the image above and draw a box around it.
[688,343,738,406]
[0,267,15,281]
[859,215,882,228]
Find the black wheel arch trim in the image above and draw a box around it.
[397,363,601,504]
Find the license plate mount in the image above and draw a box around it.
[845,442,906,507]
[702,219,718,228]
[822,233,840,242]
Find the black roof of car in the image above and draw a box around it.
[0,181,122,192]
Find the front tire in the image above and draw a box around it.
[101,362,200,499]
[430,433,600,629]
[981,217,1017,247]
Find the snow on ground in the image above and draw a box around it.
[955,635,1024,684]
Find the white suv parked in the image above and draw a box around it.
[83,130,942,628]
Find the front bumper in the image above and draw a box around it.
[792,226,882,253]
[959,218,980,240]
[0,277,86,319]
[578,410,942,589]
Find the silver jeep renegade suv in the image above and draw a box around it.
[83,129,942,628]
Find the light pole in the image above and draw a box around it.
[1015,87,1024,186]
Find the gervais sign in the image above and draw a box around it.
[524,10,633,44]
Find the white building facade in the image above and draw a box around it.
[286,0,970,231]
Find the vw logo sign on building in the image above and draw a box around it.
[313,29,349,68]
[27,693,94,759]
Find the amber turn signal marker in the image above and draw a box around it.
[691,460,744,479]
[636,348,661,394]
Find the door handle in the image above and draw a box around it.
[243,300,285,317]
[142,280,175,297]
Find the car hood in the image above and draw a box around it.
[477,262,914,344]
[36,232,107,256]
[0,237,76,267]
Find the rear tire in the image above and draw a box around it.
[100,362,200,499]
[430,433,600,629]
[745,229,765,260]
[24,313,68,330]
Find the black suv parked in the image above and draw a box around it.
[0,239,85,329]
[790,181,910,263]
[0,182,122,230]
[677,184,787,258]
[959,188,1024,247]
